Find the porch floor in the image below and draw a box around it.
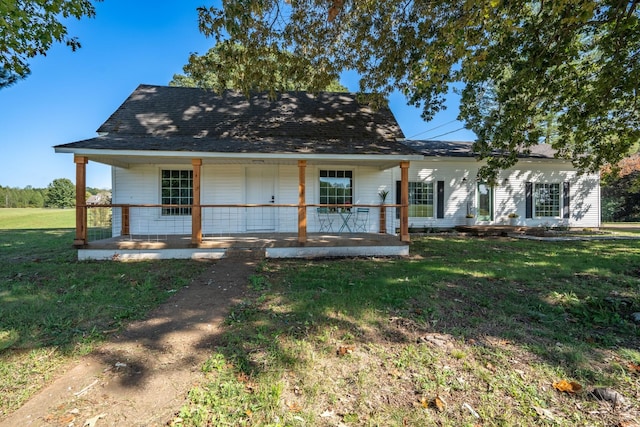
[80,233,409,260]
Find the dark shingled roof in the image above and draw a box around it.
[402,140,558,159]
[55,84,416,156]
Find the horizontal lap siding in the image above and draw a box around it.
[113,165,192,236]
[306,165,390,233]
[499,166,600,227]
[393,160,600,228]
[110,159,600,235]
[202,165,244,234]
[395,160,475,228]
[277,165,299,232]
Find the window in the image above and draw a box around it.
[396,181,436,218]
[534,183,560,217]
[319,170,352,207]
[161,169,193,216]
[408,181,434,217]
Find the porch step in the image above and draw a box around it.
[224,248,266,260]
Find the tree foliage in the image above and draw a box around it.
[197,0,640,179]
[170,43,348,93]
[0,0,99,89]
[45,178,76,209]
[0,185,46,208]
[601,154,640,221]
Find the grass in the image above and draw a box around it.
[1,209,639,425]
[175,236,640,427]
[0,209,209,416]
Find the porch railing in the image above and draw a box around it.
[84,204,401,243]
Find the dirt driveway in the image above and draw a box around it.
[0,254,257,427]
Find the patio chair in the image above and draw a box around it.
[316,207,334,232]
[353,207,369,232]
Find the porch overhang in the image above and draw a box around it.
[54,147,423,170]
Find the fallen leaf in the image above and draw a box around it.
[419,397,429,408]
[389,368,402,378]
[336,345,355,356]
[431,396,446,412]
[59,414,75,424]
[553,379,582,393]
[628,362,640,373]
[286,401,302,413]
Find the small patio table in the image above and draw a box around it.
[337,209,353,233]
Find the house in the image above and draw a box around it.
[54,84,600,260]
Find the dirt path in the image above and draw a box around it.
[1,253,259,427]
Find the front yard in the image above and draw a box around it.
[1,210,638,425]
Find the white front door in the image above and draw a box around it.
[246,166,276,231]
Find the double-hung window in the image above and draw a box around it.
[396,181,435,218]
[408,181,434,217]
[319,170,352,209]
[534,183,560,217]
[161,170,193,216]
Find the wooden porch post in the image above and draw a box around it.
[74,156,88,247]
[191,159,202,245]
[400,161,410,242]
[121,205,130,236]
[298,160,307,243]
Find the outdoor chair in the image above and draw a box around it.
[316,207,334,232]
[353,207,369,232]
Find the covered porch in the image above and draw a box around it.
[71,156,415,260]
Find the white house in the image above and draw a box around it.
[54,84,600,259]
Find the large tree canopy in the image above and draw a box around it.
[197,0,640,179]
[0,0,98,89]
[170,43,348,93]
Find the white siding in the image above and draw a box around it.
[112,164,192,236]
[202,164,245,234]
[393,159,600,228]
[111,157,600,236]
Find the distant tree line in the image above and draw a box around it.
[0,179,109,209]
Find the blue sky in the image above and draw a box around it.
[0,1,475,190]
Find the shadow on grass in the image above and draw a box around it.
[0,228,213,412]
[209,236,640,386]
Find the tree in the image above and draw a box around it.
[170,43,348,93]
[197,1,640,180]
[45,178,75,208]
[601,154,640,221]
[0,0,99,89]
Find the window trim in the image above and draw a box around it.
[396,180,436,219]
[533,182,561,218]
[319,169,353,209]
[160,169,193,216]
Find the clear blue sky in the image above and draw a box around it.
[0,0,475,190]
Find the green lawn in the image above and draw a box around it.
[176,237,640,427]
[1,210,639,425]
[0,208,75,229]
[0,209,209,416]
